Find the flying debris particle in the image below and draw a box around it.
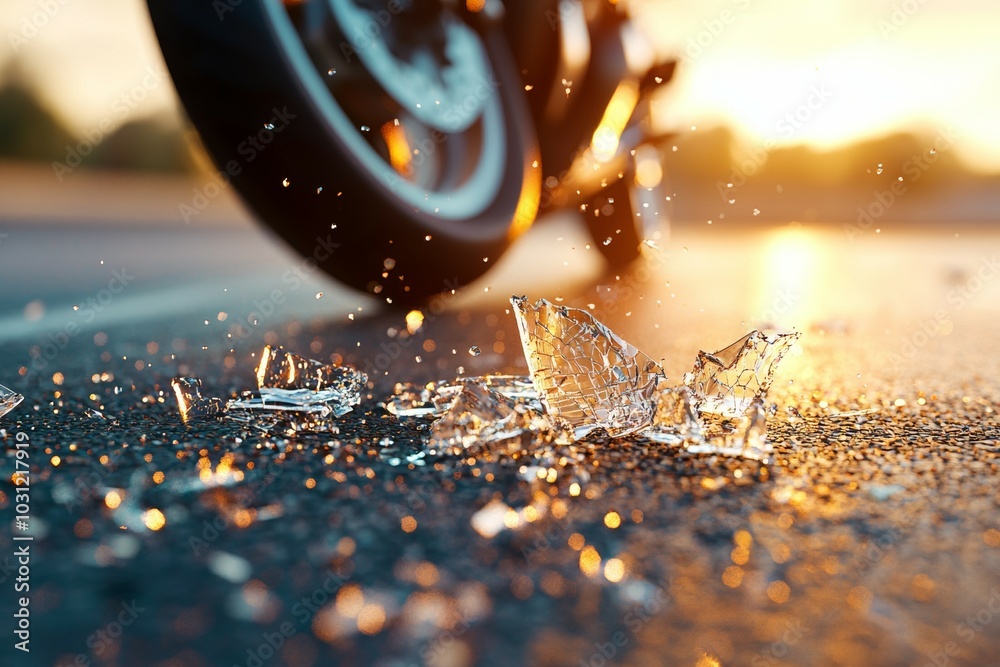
[469,346,481,357]
[315,292,324,299]
[282,178,291,187]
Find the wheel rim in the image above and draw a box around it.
[263,0,508,224]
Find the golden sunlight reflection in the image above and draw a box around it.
[380,120,413,178]
[754,224,822,329]
[632,0,1000,173]
[591,81,640,163]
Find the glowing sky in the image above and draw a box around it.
[2,0,998,172]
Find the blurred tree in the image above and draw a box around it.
[0,79,76,162]
[87,117,196,173]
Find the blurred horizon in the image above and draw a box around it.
[1,0,999,226]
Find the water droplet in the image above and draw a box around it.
[327,68,337,76]
[361,125,370,132]
[753,208,760,216]
[315,292,324,299]
[876,163,884,175]
[264,123,275,130]
[469,346,481,357]
[316,187,324,194]
[603,237,612,246]
[282,178,291,187]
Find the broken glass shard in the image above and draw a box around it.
[686,330,800,417]
[172,347,364,433]
[385,382,440,418]
[171,378,225,422]
[385,375,539,418]
[429,381,517,450]
[255,345,366,407]
[225,392,343,436]
[644,383,704,444]
[685,398,771,461]
[511,296,665,438]
[0,384,23,419]
[386,375,569,452]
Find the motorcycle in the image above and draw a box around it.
[147,0,676,303]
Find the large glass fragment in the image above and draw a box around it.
[0,384,24,419]
[686,331,800,417]
[511,296,665,438]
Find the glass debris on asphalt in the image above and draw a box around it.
[506,296,799,460]
[170,305,796,459]
[510,295,665,439]
[686,330,800,417]
[171,346,367,434]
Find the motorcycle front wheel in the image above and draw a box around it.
[148,0,541,304]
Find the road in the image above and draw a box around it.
[0,175,999,666]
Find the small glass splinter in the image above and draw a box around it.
[511,296,665,438]
[171,347,366,434]
[171,378,225,423]
[686,330,800,417]
[255,345,366,408]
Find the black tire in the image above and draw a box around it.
[147,0,540,304]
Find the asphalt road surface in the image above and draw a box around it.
[1,204,999,667]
